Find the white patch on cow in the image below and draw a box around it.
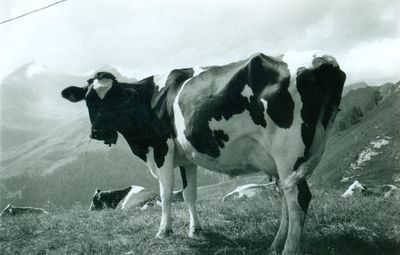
[192,67,205,76]
[154,72,170,90]
[130,185,146,194]
[260,98,268,110]
[145,147,159,178]
[92,78,113,99]
[120,185,145,209]
[241,84,253,102]
[342,180,365,197]
[173,67,207,152]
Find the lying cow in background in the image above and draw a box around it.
[122,187,183,210]
[342,180,400,198]
[89,185,184,211]
[0,204,49,216]
[62,52,346,254]
[222,183,279,202]
[89,186,132,210]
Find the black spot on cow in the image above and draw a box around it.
[248,54,294,128]
[179,54,294,158]
[296,56,346,162]
[297,179,312,213]
[213,130,229,148]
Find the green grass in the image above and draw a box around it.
[1,189,399,255]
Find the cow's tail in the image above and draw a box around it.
[179,166,188,190]
[280,165,310,191]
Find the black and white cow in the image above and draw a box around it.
[62,52,345,254]
[89,186,133,210]
[0,204,49,216]
[89,185,184,211]
[342,180,400,199]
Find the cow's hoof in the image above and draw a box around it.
[267,247,280,255]
[156,229,173,239]
[269,242,284,254]
[188,227,203,238]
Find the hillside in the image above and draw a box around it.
[312,83,400,187]
[342,81,369,96]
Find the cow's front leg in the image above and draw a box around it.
[281,178,311,255]
[156,165,174,238]
[147,141,175,239]
[181,165,202,237]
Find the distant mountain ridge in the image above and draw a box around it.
[312,80,400,187]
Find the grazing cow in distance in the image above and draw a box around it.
[89,185,184,211]
[222,183,279,202]
[0,204,49,216]
[342,180,400,199]
[62,52,346,254]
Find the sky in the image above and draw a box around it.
[1,0,399,85]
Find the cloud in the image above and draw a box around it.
[0,0,399,84]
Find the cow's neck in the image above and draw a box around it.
[116,79,173,165]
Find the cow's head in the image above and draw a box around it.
[296,55,346,130]
[88,189,106,210]
[62,72,140,146]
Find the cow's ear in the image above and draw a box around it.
[96,189,101,193]
[61,86,88,102]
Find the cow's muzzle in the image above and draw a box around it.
[90,128,118,146]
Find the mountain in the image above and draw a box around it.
[333,82,398,132]
[342,81,369,96]
[312,81,400,187]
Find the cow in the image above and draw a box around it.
[89,185,184,211]
[89,186,133,210]
[222,183,278,202]
[62,52,346,254]
[342,180,400,199]
[0,204,49,216]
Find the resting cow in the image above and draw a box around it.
[62,52,345,254]
[342,180,400,198]
[89,185,184,210]
[89,186,133,210]
[0,204,49,216]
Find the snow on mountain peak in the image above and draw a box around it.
[26,62,48,78]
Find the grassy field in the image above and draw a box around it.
[1,188,399,255]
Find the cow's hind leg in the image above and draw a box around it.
[181,165,202,237]
[281,177,312,255]
[270,195,288,253]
